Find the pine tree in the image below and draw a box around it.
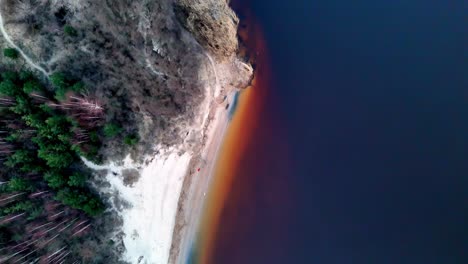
[68,172,87,187]
[44,170,67,189]
[7,177,33,192]
[0,80,18,97]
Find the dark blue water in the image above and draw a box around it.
[220,0,467,263]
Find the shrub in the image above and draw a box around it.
[50,72,68,90]
[89,131,99,143]
[3,48,18,59]
[79,144,100,162]
[63,25,77,37]
[103,123,122,138]
[124,134,139,146]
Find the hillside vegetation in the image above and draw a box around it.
[0,47,123,262]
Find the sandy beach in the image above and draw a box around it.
[169,91,236,264]
[83,52,248,263]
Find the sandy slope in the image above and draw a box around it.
[85,150,191,264]
[111,153,191,264]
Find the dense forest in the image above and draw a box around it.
[0,46,122,262]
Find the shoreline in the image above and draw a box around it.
[87,54,244,263]
[169,90,236,264]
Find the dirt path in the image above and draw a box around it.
[204,52,221,97]
[0,2,49,76]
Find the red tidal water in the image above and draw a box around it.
[197,4,294,263]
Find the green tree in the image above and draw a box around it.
[49,70,75,99]
[19,70,34,81]
[44,170,67,188]
[7,177,33,192]
[4,149,34,168]
[3,48,18,59]
[10,95,31,114]
[23,80,44,94]
[56,188,104,216]
[23,113,45,128]
[82,197,104,216]
[68,172,87,187]
[54,88,69,101]
[27,206,43,220]
[1,71,19,82]
[19,162,44,174]
[0,80,18,97]
[12,233,22,242]
[5,132,20,142]
[63,25,77,37]
[71,81,85,93]
[37,146,74,169]
[2,201,34,215]
[38,116,71,141]
[103,123,122,138]
[89,131,99,143]
[39,104,53,114]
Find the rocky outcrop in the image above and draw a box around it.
[174,0,239,61]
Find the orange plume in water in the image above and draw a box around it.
[197,8,276,264]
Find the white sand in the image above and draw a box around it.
[119,152,191,264]
[84,151,191,264]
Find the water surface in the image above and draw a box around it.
[197,1,467,263]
